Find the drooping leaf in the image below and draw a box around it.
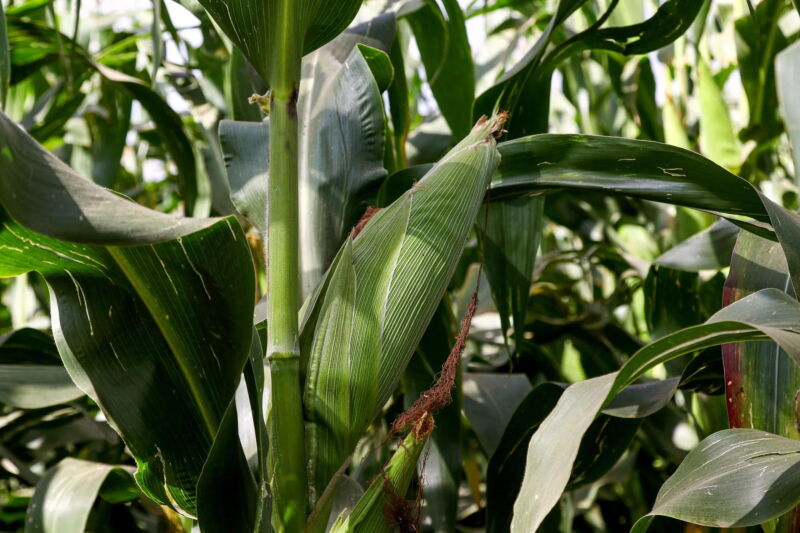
[25,458,136,533]
[196,391,259,533]
[491,134,800,295]
[511,373,617,531]
[0,364,82,409]
[196,0,364,81]
[630,429,800,532]
[356,44,394,92]
[303,115,503,500]
[510,288,800,531]
[603,377,681,419]
[0,110,255,516]
[478,196,544,357]
[493,135,766,220]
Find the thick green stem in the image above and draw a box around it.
[266,0,307,530]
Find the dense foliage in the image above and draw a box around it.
[0,0,799,532]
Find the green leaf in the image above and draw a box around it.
[486,383,565,533]
[220,21,390,295]
[511,373,617,531]
[196,391,260,533]
[462,372,532,456]
[655,220,739,271]
[510,288,800,531]
[303,115,503,499]
[356,44,394,93]
[25,458,136,533]
[630,429,800,532]
[697,57,740,172]
[777,40,800,184]
[493,135,766,220]
[491,134,800,294]
[721,231,800,531]
[406,0,474,138]
[478,196,544,356]
[724,231,798,436]
[0,364,83,409]
[603,377,681,418]
[196,0,364,82]
[0,110,255,516]
[219,120,269,229]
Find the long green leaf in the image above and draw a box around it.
[406,0,474,138]
[722,231,800,530]
[0,110,255,516]
[491,134,800,295]
[478,197,544,356]
[25,458,135,533]
[0,365,82,409]
[303,115,503,499]
[777,40,800,184]
[630,429,800,532]
[510,288,800,531]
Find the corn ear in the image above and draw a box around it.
[303,115,504,499]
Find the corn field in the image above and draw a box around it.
[0,0,799,532]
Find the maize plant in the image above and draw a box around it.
[1,0,800,532]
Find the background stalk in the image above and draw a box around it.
[266,0,308,530]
